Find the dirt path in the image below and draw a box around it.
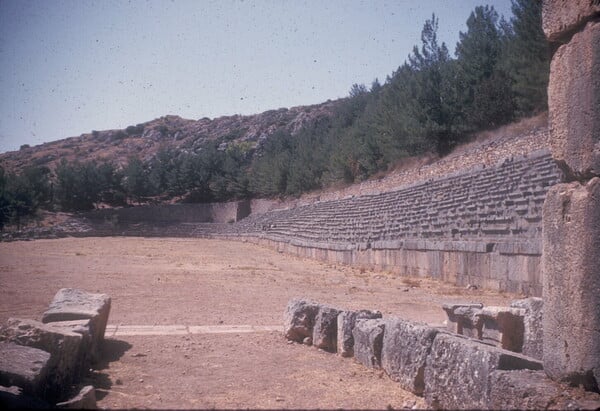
[0,237,523,409]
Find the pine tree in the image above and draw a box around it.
[502,0,549,116]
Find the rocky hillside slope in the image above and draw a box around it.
[0,99,342,173]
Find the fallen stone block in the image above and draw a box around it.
[0,318,84,400]
[424,333,543,410]
[0,342,51,398]
[42,288,111,364]
[352,319,385,369]
[510,297,543,360]
[475,306,525,352]
[55,385,96,409]
[312,306,341,352]
[441,303,482,338]
[47,320,93,377]
[0,385,51,410]
[337,310,382,357]
[283,298,320,342]
[381,318,439,395]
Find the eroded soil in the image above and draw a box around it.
[0,237,522,409]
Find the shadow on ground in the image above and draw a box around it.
[84,338,132,400]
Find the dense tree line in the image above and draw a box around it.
[0,0,548,228]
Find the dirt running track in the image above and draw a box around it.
[0,237,522,409]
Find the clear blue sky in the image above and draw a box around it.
[0,0,513,153]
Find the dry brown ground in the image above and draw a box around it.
[0,237,523,409]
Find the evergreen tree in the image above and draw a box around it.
[455,6,515,130]
[502,0,549,116]
[123,157,149,204]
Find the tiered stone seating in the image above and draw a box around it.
[231,150,562,252]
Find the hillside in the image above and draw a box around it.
[0,99,342,174]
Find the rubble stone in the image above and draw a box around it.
[283,298,320,342]
[542,179,600,390]
[352,319,385,369]
[42,288,111,364]
[55,385,96,409]
[381,318,439,395]
[0,342,50,397]
[0,318,83,399]
[337,310,382,357]
[312,306,341,352]
[424,333,543,410]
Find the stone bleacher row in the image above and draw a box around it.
[228,149,562,253]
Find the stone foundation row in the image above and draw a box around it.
[283,298,600,410]
[0,288,111,409]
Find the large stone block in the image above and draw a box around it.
[475,306,525,352]
[542,179,600,390]
[441,303,482,337]
[424,333,543,410]
[352,319,385,369]
[42,288,111,364]
[548,21,600,178]
[381,318,439,395]
[47,320,93,375]
[283,298,320,342]
[543,0,600,42]
[510,297,544,360]
[0,342,51,397]
[488,370,562,410]
[337,309,382,357]
[312,305,341,352]
[0,318,84,399]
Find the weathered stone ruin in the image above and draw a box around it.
[284,297,600,409]
[0,288,111,409]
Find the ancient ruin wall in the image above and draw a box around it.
[228,149,563,296]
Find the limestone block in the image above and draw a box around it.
[548,21,600,178]
[381,318,439,395]
[510,297,544,360]
[47,320,93,375]
[488,370,563,410]
[542,179,600,390]
[424,333,543,410]
[337,309,382,357]
[0,318,83,399]
[312,305,341,352]
[0,342,51,397]
[55,385,96,409]
[543,0,600,42]
[475,306,525,352]
[352,319,385,369]
[283,298,320,342]
[441,303,482,337]
[42,288,111,364]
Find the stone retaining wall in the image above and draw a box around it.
[224,149,563,296]
[284,297,600,409]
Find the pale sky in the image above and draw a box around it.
[0,0,513,153]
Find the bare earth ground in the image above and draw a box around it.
[0,237,523,409]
